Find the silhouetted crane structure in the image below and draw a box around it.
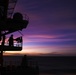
[0,0,29,70]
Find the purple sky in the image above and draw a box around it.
[5,0,76,56]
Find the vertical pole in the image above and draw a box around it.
[1,46,3,75]
[0,48,3,75]
[1,35,5,75]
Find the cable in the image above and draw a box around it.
[18,30,23,36]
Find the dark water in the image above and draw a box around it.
[39,74,76,75]
[3,56,76,75]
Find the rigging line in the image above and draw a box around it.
[8,0,18,18]
[18,30,23,36]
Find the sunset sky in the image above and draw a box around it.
[4,0,76,56]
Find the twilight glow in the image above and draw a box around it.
[4,0,76,56]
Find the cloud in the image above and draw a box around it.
[6,0,76,56]
[23,33,76,43]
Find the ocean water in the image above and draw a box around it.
[39,73,76,75]
[39,73,55,75]
[3,56,76,75]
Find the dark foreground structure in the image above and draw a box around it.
[0,55,39,75]
[0,0,39,75]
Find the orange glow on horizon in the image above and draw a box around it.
[3,45,76,56]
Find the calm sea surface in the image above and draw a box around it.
[39,73,76,75]
[3,56,76,75]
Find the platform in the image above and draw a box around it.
[0,45,22,51]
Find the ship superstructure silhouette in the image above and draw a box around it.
[0,0,39,75]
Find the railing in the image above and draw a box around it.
[0,36,22,51]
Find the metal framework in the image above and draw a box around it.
[0,0,29,72]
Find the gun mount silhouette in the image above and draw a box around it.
[0,0,29,36]
[0,12,29,36]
